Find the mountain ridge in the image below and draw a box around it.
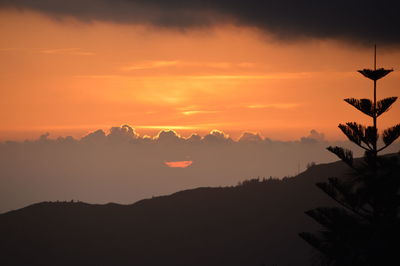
[0,158,368,266]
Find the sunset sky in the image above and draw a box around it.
[1,1,399,141]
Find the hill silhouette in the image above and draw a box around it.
[0,158,369,266]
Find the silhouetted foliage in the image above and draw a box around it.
[299,48,400,265]
[358,68,393,81]
[237,176,282,187]
[382,124,400,148]
[307,162,317,169]
[343,96,397,119]
[326,146,353,167]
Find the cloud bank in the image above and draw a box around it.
[1,0,399,46]
[1,125,399,213]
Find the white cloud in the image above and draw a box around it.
[238,132,263,142]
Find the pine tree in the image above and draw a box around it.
[299,46,400,266]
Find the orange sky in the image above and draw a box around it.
[1,10,399,141]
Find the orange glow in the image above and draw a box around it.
[164,161,193,168]
[1,10,399,141]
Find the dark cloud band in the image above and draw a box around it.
[1,0,399,45]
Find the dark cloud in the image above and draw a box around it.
[203,129,232,144]
[186,133,202,144]
[81,125,138,143]
[156,130,182,144]
[300,129,325,144]
[238,132,263,143]
[1,0,399,45]
[108,124,138,142]
[81,129,107,143]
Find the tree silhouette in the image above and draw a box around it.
[299,46,400,266]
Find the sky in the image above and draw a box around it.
[1,0,400,212]
[1,1,399,141]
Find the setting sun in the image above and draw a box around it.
[164,161,193,168]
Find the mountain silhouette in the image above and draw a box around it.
[0,157,381,266]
